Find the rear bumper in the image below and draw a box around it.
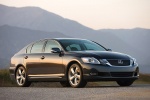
[82,63,139,81]
[9,66,16,80]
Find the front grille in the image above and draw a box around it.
[110,72,133,77]
[107,59,130,66]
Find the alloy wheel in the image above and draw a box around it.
[68,64,81,87]
[16,67,26,86]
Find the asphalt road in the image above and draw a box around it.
[0,84,150,100]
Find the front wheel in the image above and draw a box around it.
[68,63,87,88]
[16,66,31,87]
[117,80,134,86]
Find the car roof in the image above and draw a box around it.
[28,38,87,45]
[45,38,88,41]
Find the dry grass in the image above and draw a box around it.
[136,73,150,84]
[0,69,16,86]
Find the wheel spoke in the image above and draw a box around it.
[22,77,25,82]
[18,79,21,84]
[74,78,77,85]
[71,68,75,74]
[70,76,75,81]
[20,78,23,84]
[75,67,79,73]
[76,75,80,79]
[18,69,22,75]
[16,76,21,79]
[22,70,25,75]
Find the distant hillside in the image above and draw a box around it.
[99,28,150,73]
[0,25,69,68]
[99,28,150,53]
[0,4,96,37]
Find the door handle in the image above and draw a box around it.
[41,56,45,59]
[24,56,28,59]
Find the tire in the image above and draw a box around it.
[117,80,134,86]
[60,81,71,87]
[15,66,31,87]
[68,63,87,88]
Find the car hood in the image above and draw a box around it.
[69,51,131,59]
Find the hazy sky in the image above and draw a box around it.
[0,0,150,29]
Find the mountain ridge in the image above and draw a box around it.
[0,4,150,73]
[0,4,96,37]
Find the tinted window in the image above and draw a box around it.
[26,44,32,53]
[59,39,106,51]
[44,40,61,53]
[31,41,45,53]
[66,44,81,51]
[84,43,102,51]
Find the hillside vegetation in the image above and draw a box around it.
[0,69,149,87]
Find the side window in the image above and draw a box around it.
[44,40,61,53]
[26,44,32,53]
[31,41,45,53]
[66,44,81,51]
[84,43,100,50]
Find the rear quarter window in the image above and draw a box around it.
[26,44,32,53]
[30,41,45,53]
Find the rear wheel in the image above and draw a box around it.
[16,66,31,87]
[68,63,87,88]
[117,80,134,86]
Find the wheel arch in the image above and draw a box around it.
[66,60,83,77]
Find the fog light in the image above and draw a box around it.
[90,72,98,76]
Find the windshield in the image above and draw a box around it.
[59,39,106,51]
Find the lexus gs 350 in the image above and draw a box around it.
[9,38,139,88]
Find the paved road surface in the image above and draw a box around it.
[0,84,150,100]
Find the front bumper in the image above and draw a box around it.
[82,63,139,81]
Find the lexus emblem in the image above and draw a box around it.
[118,60,123,64]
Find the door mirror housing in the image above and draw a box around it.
[51,48,61,53]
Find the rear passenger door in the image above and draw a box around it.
[40,40,64,78]
[24,40,46,76]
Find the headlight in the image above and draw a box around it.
[130,58,136,66]
[99,59,112,66]
[133,58,136,62]
[81,57,100,64]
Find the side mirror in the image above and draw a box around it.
[107,48,112,51]
[51,48,61,53]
